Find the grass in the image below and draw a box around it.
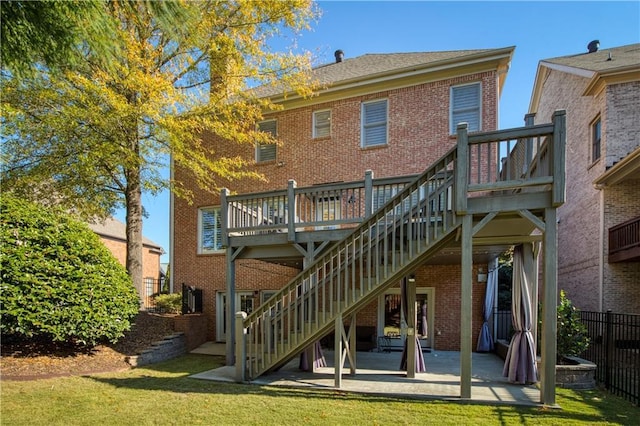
[1,354,637,425]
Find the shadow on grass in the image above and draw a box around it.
[85,354,635,423]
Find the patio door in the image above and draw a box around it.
[378,287,434,350]
[216,291,254,342]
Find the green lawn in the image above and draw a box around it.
[1,354,637,425]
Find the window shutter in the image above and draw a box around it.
[257,120,277,162]
[451,84,480,133]
[362,100,388,147]
[313,110,331,138]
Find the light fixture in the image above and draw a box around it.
[408,273,416,283]
[477,268,487,283]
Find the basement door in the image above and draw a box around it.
[216,291,254,342]
[377,287,434,351]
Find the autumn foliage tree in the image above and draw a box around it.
[1,1,318,296]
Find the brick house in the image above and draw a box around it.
[88,217,164,305]
[528,42,640,314]
[173,47,517,351]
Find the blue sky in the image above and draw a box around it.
[121,1,640,263]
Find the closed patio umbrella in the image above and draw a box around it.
[502,245,538,384]
[477,261,497,352]
[399,279,426,372]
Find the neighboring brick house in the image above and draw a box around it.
[529,42,640,314]
[172,47,515,351]
[88,217,164,306]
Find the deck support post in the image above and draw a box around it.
[235,311,247,382]
[334,313,343,388]
[460,213,473,399]
[406,276,417,378]
[541,207,558,406]
[301,251,317,372]
[226,247,236,365]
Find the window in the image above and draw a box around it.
[450,83,481,134]
[592,118,601,162]
[198,207,223,254]
[361,99,388,147]
[313,109,331,138]
[256,119,277,162]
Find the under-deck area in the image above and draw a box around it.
[191,347,540,406]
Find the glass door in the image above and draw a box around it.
[216,291,254,342]
[378,287,434,350]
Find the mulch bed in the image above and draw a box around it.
[1,311,176,381]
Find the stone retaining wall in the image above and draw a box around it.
[125,333,187,367]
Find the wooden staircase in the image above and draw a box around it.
[238,148,459,379]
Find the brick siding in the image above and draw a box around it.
[174,71,501,346]
[534,67,640,313]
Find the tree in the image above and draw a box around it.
[0,0,186,76]
[556,290,589,363]
[2,1,318,295]
[0,195,140,346]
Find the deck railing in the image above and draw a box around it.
[609,216,640,259]
[222,173,420,241]
[456,110,565,212]
[223,112,565,241]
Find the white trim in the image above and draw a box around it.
[598,189,604,312]
[169,153,175,293]
[361,98,388,148]
[216,291,254,342]
[312,109,331,138]
[450,81,482,134]
[197,206,224,254]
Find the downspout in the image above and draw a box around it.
[598,188,604,312]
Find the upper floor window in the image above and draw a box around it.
[198,207,223,254]
[256,119,277,163]
[313,109,331,138]
[592,117,601,163]
[450,82,481,134]
[361,99,388,147]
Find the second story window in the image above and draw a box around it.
[256,119,277,163]
[198,207,223,254]
[450,82,481,134]
[592,117,601,163]
[361,99,388,148]
[313,109,331,138]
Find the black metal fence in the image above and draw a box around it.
[492,308,638,406]
[142,277,166,311]
[579,310,639,406]
[493,309,513,341]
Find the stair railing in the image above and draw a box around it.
[240,146,459,379]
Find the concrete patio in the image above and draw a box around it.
[189,343,541,406]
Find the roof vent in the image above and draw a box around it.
[334,49,344,63]
[587,40,600,53]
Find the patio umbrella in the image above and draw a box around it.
[399,279,426,372]
[299,341,327,370]
[477,261,497,352]
[502,245,538,384]
[420,300,428,338]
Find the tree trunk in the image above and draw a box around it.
[125,166,144,308]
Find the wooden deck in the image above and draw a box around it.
[222,110,567,406]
